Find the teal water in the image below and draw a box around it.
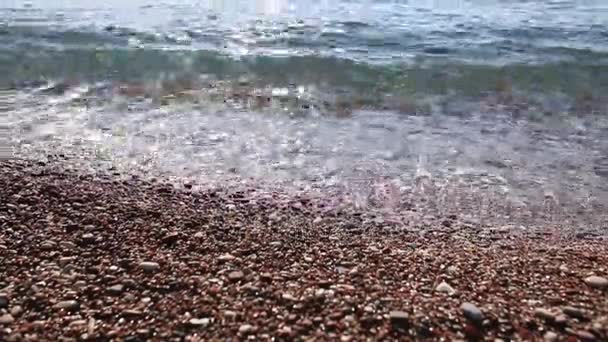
[3,1,608,222]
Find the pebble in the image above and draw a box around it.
[81,233,95,244]
[189,318,211,327]
[193,232,204,239]
[0,293,8,308]
[389,311,409,331]
[584,276,608,289]
[139,262,160,272]
[0,314,14,324]
[107,284,125,295]
[576,330,597,341]
[228,270,244,282]
[161,232,180,244]
[563,306,587,320]
[59,241,77,250]
[435,281,456,295]
[460,302,484,324]
[53,300,79,311]
[40,241,56,250]
[122,310,143,318]
[543,331,558,342]
[218,254,236,262]
[10,306,23,317]
[239,324,255,334]
[534,308,556,321]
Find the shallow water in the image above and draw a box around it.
[3,0,608,221]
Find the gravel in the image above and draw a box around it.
[1,159,608,340]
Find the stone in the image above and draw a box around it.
[563,306,588,320]
[460,302,484,324]
[0,293,8,308]
[59,241,77,250]
[584,276,608,289]
[189,318,211,327]
[576,330,597,341]
[139,262,160,272]
[228,271,244,282]
[239,324,255,334]
[218,254,236,262]
[107,284,125,295]
[534,308,556,322]
[40,241,56,250]
[194,232,204,239]
[435,281,456,295]
[282,293,297,301]
[53,300,79,311]
[10,306,23,317]
[122,310,143,318]
[81,233,95,244]
[0,314,14,324]
[161,232,180,245]
[389,311,409,331]
[543,331,558,342]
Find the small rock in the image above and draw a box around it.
[194,232,204,239]
[218,254,236,262]
[10,306,23,317]
[81,233,95,244]
[0,293,8,308]
[282,293,297,301]
[53,300,79,311]
[188,318,211,327]
[0,314,14,324]
[554,314,568,326]
[576,330,597,341]
[584,276,608,289]
[563,306,588,320]
[107,284,125,295]
[139,262,160,272]
[389,311,409,331]
[435,281,456,295]
[40,241,56,250]
[59,241,77,250]
[543,331,558,342]
[161,232,180,245]
[122,309,143,318]
[460,302,484,324]
[239,324,255,334]
[534,308,556,322]
[228,271,244,282]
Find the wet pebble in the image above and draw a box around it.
[40,241,56,250]
[534,308,556,322]
[563,306,588,320]
[81,233,96,244]
[239,324,255,334]
[189,318,211,327]
[543,331,558,342]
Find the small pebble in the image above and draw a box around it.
[40,241,56,250]
[563,306,587,320]
[460,302,484,324]
[534,308,556,321]
[389,311,409,331]
[435,281,456,295]
[239,324,255,334]
[139,262,160,272]
[584,276,608,289]
[228,270,244,282]
[543,331,558,342]
[0,314,14,324]
[53,300,79,311]
[107,284,125,295]
[189,318,211,327]
[576,330,597,341]
[81,233,95,244]
[218,254,236,262]
[10,306,23,317]
[0,293,8,308]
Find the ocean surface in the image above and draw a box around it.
[2,0,608,222]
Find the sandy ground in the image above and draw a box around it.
[0,159,607,341]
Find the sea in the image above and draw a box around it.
[2,0,608,226]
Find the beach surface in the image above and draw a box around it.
[1,159,607,341]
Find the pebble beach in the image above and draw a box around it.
[1,159,607,341]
